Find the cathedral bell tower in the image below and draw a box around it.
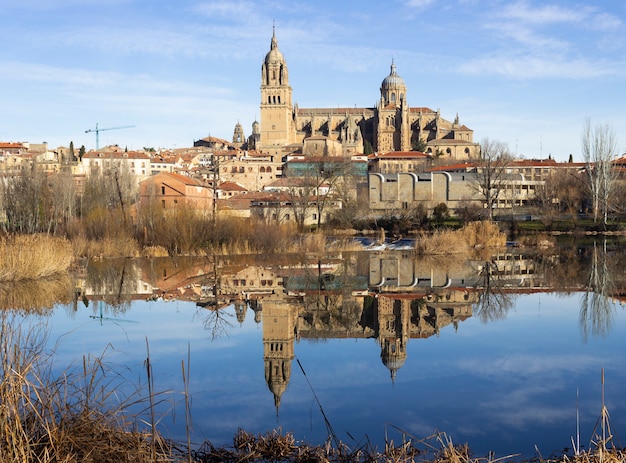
[376,60,411,153]
[260,27,294,155]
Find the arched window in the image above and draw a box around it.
[391,92,396,102]
[268,96,271,104]
[239,166,244,173]
[266,166,272,172]
[277,95,281,104]
[260,166,266,173]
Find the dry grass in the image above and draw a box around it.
[71,235,141,259]
[0,314,172,463]
[2,314,622,462]
[0,275,74,312]
[0,235,73,281]
[415,221,506,256]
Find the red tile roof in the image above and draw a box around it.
[218,181,247,192]
[370,151,431,159]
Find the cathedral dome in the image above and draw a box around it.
[381,61,405,89]
[264,30,285,65]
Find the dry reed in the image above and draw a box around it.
[415,221,506,256]
[2,311,622,462]
[71,235,141,259]
[0,275,74,312]
[0,235,73,281]
[0,314,172,463]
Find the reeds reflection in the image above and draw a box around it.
[0,275,73,313]
[5,246,626,458]
[579,240,622,341]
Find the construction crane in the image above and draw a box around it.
[85,123,135,149]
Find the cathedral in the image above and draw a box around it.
[239,28,479,160]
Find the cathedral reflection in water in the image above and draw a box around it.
[73,246,622,411]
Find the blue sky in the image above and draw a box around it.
[1,0,624,161]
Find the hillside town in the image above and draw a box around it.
[1,30,623,231]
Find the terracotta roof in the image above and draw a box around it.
[287,156,360,163]
[0,142,26,149]
[218,181,247,192]
[370,151,431,159]
[84,150,150,159]
[427,162,476,172]
[218,191,291,210]
[198,135,231,145]
[509,159,559,167]
[155,172,209,187]
[264,177,329,188]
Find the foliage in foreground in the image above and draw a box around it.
[2,312,624,463]
[0,235,73,281]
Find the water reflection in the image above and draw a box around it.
[4,242,625,455]
[579,240,619,341]
[65,244,626,399]
[0,275,73,312]
[69,245,626,341]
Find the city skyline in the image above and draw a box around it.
[1,0,625,161]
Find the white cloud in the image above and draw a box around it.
[458,54,617,80]
[405,0,436,8]
[499,1,588,25]
[192,1,258,21]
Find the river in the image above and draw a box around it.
[3,242,626,459]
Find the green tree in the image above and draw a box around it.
[411,138,427,152]
[431,202,449,226]
[363,139,374,155]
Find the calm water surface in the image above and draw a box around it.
[9,247,626,458]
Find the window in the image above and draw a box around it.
[161,186,165,195]
[161,200,166,208]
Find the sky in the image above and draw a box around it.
[1,0,625,161]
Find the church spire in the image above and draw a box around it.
[271,22,277,50]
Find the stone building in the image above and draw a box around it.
[254,28,480,160]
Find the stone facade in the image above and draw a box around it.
[368,171,482,212]
[254,28,480,160]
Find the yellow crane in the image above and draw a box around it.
[85,123,135,149]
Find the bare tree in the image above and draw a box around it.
[582,119,618,226]
[579,240,616,341]
[532,168,584,229]
[473,138,514,220]
[286,157,355,230]
[1,164,53,234]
